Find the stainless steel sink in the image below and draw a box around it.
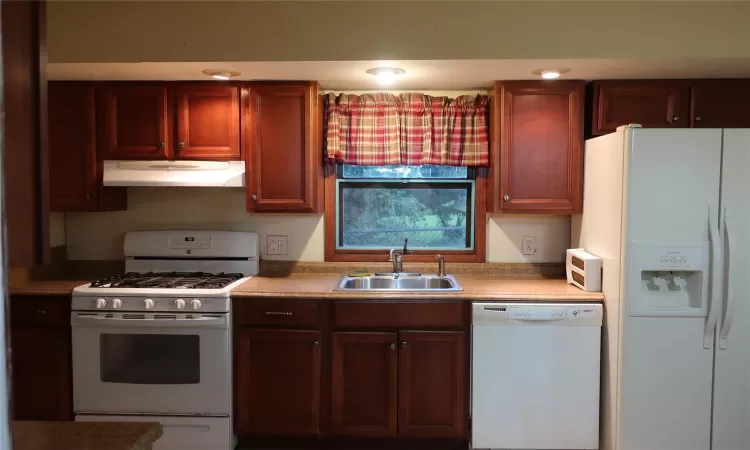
[334,274,462,292]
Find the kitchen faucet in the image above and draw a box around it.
[388,238,415,275]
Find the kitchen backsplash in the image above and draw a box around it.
[59,188,570,263]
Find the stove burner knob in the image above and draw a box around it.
[143,298,155,310]
[190,299,202,310]
[174,299,186,310]
[96,298,107,309]
[112,298,122,309]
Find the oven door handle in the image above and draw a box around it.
[71,314,228,328]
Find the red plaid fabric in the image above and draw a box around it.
[325,93,489,166]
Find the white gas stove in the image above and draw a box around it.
[71,230,258,450]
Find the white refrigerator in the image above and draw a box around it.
[572,125,749,450]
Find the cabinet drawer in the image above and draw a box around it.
[234,299,319,327]
[10,296,70,326]
[334,301,465,328]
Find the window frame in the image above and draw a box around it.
[324,164,487,262]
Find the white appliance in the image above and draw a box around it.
[72,230,259,450]
[471,302,603,450]
[103,160,245,187]
[572,125,750,450]
[566,248,603,292]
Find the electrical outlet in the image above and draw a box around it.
[267,235,288,255]
[522,236,536,256]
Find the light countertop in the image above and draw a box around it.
[9,274,603,302]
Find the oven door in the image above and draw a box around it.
[71,312,230,416]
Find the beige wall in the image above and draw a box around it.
[47,1,750,63]
[49,212,66,247]
[63,188,570,262]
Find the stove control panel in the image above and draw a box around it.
[75,296,229,313]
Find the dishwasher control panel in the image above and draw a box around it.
[509,305,599,320]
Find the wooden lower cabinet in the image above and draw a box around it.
[331,331,467,438]
[398,331,466,438]
[331,332,399,437]
[9,295,72,421]
[235,328,322,435]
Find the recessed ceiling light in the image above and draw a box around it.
[366,67,406,86]
[531,68,570,79]
[202,69,241,80]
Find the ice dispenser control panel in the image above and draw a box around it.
[630,242,709,317]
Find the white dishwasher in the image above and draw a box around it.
[471,302,602,450]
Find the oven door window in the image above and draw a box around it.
[100,334,200,384]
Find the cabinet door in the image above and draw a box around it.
[102,84,169,159]
[247,83,319,212]
[331,332,398,436]
[175,85,241,160]
[2,0,49,267]
[691,80,750,128]
[398,331,466,438]
[592,80,691,134]
[235,329,321,435]
[10,327,72,421]
[491,80,584,213]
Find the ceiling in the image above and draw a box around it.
[47,58,750,90]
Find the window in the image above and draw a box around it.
[325,164,487,262]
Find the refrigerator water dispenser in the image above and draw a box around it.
[629,242,710,317]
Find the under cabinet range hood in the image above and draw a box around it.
[103,160,245,187]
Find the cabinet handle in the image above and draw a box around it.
[400,340,407,348]
[503,195,510,202]
[264,311,293,316]
[36,310,47,315]
[85,194,91,201]
[178,141,185,148]
[390,343,396,350]
[158,142,165,149]
[672,116,680,122]
[312,340,320,347]
[251,194,257,202]
[695,116,703,122]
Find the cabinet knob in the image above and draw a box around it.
[158,142,165,149]
[85,194,91,200]
[251,194,257,201]
[313,340,320,347]
[672,116,680,122]
[390,343,396,350]
[694,116,703,122]
[503,195,510,202]
[400,340,407,348]
[178,141,185,148]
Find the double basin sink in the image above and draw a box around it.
[335,273,462,292]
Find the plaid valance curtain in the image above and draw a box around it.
[325,93,490,166]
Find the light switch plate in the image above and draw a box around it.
[267,235,288,255]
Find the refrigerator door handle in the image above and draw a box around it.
[704,205,722,350]
[719,208,736,350]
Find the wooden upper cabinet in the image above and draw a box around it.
[691,80,750,128]
[48,82,126,212]
[490,80,584,213]
[331,332,398,437]
[247,82,321,212]
[101,84,169,159]
[235,329,321,436]
[591,80,691,135]
[397,331,466,438]
[175,85,241,160]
